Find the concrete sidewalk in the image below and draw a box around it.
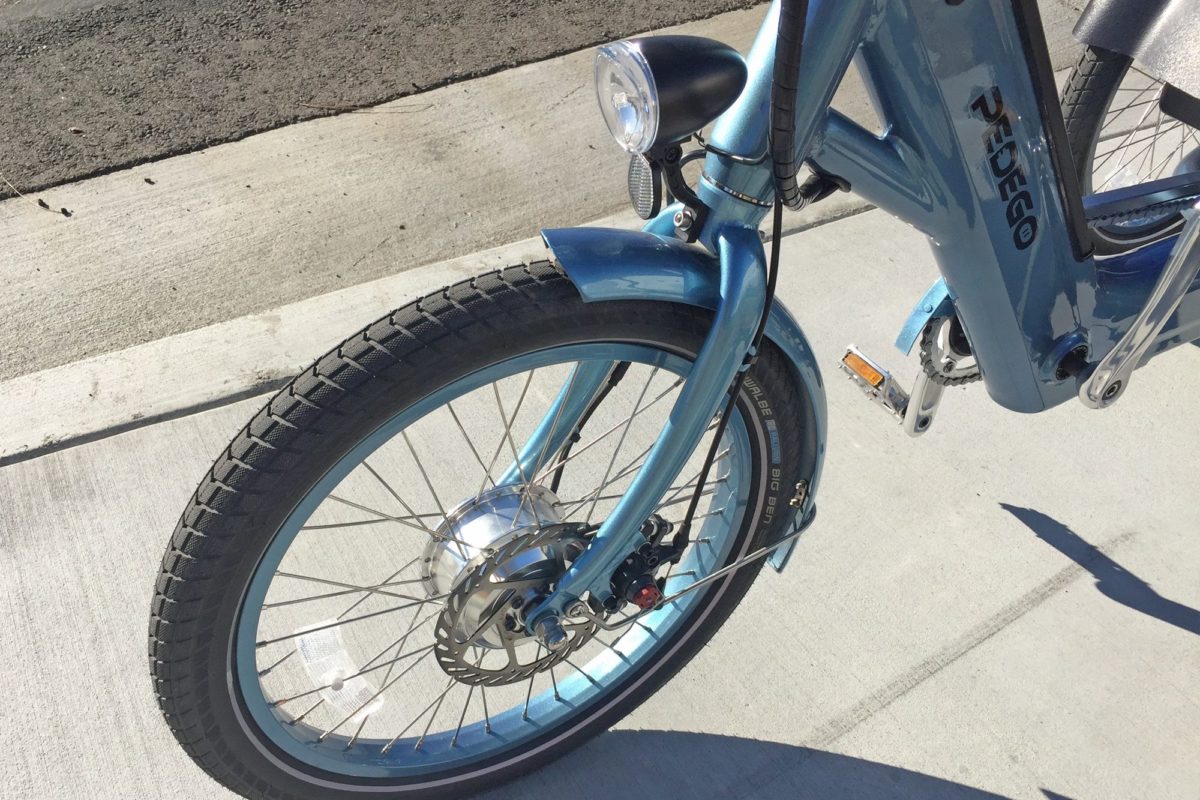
[2,207,1198,800]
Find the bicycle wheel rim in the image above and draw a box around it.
[230,341,756,783]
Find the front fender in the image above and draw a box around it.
[541,226,827,571]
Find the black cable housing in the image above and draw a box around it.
[668,2,807,574]
[770,0,811,209]
[673,199,784,551]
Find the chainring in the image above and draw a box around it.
[920,317,982,387]
[433,528,599,687]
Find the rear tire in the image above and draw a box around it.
[149,261,812,799]
[1062,46,1200,255]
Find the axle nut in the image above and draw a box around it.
[534,615,570,652]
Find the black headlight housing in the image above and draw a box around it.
[595,35,748,154]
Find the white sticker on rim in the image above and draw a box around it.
[294,622,385,724]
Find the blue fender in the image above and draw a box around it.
[541,226,827,571]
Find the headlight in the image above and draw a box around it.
[594,41,659,154]
[593,36,748,157]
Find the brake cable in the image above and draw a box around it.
[671,0,807,557]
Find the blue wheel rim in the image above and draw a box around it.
[234,342,753,780]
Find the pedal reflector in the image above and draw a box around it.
[841,351,885,388]
[839,345,909,421]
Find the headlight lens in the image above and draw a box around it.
[594,41,659,154]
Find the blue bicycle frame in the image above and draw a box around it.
[524,0,1200,630]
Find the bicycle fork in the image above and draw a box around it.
[496,226,768,640]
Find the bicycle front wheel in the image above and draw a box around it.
[149,260,811,799]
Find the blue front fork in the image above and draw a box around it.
[504,225,768,630]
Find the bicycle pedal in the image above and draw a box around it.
[839,346,909,421]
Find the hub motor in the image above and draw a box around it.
[422,485,598,684]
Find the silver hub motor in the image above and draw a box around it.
[422,485,598,685]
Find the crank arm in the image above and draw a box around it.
[903,368,944,437]
[1080,200,1200,408]
[526,226,768,632]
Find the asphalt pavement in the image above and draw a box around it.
[0,0,761,197]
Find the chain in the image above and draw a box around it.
[1087,192,1200,227]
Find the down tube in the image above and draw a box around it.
[810,0,1095,412]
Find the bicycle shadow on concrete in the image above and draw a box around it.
[1001,503,1200,637]
[478,729,1063,799]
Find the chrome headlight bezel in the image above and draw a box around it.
[594,41,660,154]
[593,36,748,157]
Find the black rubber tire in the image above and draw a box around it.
[149,261,811,800]
[1061,45,1192,255]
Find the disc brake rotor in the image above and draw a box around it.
[433,527,599,686]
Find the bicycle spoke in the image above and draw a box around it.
[596,636,632,664]
[1095,126,1178,170]
[558,447,729,519]
[326,494,435,536]
[362,460,437,525]
[380,677,457,753]
[401,430,448,520]
[1095,86,1162,174]
[1145,123,1189,180]
[584,368,659,523]
[446,400,496,490]
[1095,84,1164,184]
[357,609,442,681]
[492,378,541,531]
[1101,82,1157,128]
[326,494,477,551]
[318,648,437,742]
[529,362,588,480]
[288,699,324,726]
[277,643,436,711]
[522,645,543,720]
[1148,106,1165,179]
[656,455,731,507]
[263,575,427,609]
[532,377,683,484]
[301,516,437,531]
[256,596,446,649]
[346,716,369,751]
[563,657,601,688]
[451,652,486,747]
[481,683,493,734]
[476,370,535,501]
[508,363,593,526]
[554,415,721,517]
[653,485,720,514]
[259,557,423,677]
[415,678,456,751]
[493,382,533,486]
